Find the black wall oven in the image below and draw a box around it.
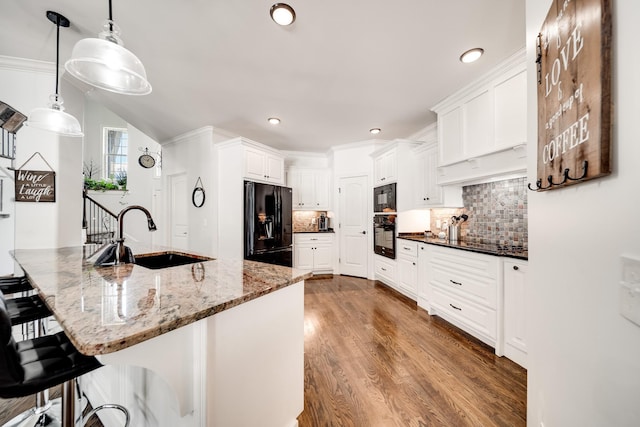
[373,214,396,259]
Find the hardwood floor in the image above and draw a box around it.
[1,275,526,426]
[298,275,527,427]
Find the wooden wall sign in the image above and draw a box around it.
[532,0,612,191]
[14,152,56,203]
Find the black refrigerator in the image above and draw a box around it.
[244,181,293,267]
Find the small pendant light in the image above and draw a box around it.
[65,0,152,96]
[26,11,84,137]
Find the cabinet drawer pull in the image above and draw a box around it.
[450,279,462,286]
[403,247,411,250]
[381,267,387,271]
[513,265,519,271]
[449,303,462,311]
[310,238,318,241]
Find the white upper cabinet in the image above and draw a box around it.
[439,107,463,166]
[371,140,419,211]
[493,68,527,150]
[463,88,493,159]
[244,146,285,185]
[287,169,331,210]
[433,49,526,167]
[373,148,397,185]
[411,126,463,208]
[415,143,442,206]
[413,142,461,208]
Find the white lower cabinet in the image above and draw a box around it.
[426,245,503,355]
[294,233,334,274]
[374,255,397,289]
[396,241,418,300]
[503,259,528,368]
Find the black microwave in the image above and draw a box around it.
[373,183,396,213]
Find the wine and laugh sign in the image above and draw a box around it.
[534,0,612,190]
[14,152,56,203]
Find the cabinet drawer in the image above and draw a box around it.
[429,262,497,308]
[431,285,497,341]
[397,240,418,257]
[375,257,397,284]
[294,234,333,245]
[429,245,499,279]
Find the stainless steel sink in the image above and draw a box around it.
[134,251,213,269]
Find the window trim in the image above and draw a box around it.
[102,126,129,180]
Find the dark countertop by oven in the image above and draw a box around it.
[293,229,335,233]
[398,234,528,260]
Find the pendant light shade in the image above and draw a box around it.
[28,95,83,137]
[26,11,83,137]
[64,1,152,96]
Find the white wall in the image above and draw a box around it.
[83,98,127,177]
[526,2,640,426]
[162,126,235,257]
[0,56,83,276]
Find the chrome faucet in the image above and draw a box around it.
[115,205,157,264]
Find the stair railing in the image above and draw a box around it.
[83,189,118,245]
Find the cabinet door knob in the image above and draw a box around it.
[412,262,416,266]
[361,231,366,234]
[513,265,519,271]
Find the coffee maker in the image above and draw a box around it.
[318,213,328,231]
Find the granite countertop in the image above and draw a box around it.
[293,229,335,234]
[11,243,311,356]
[397,234,528,260]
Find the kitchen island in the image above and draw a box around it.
[12,244,311,427]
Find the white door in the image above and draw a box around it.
[169,173,189,250]
[339,176,368,277]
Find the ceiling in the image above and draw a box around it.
[0,1,525,152]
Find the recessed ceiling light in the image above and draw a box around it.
[268,117,281,125]
[270,3,296,26]
[370,128,381,135]
[460,48,484,63]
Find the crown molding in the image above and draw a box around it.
[0,55,55,75]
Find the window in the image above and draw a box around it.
[103,127,128,180]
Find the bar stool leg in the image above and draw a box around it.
[62,378,76,427]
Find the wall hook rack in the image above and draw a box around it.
[528,160,588,191]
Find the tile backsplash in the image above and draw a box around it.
[293,211,327,232]
[430,177,528,248]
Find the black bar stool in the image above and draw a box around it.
[0,294,130,427]
[0,275,33,295]
[2,289,52,340]
[0,275,42,339]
